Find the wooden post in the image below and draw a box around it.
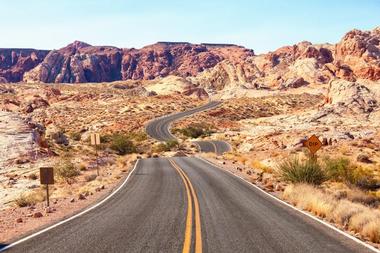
[46,184,50,207]
[96,145,99,176]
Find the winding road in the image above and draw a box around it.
[1,101,377,253]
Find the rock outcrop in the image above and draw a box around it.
[23,41,123,83]
[0,49,49,82]
[334,27,380,81]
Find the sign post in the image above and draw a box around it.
[40,167,54,207]
[90,133,101,176]
[303,134,322,160]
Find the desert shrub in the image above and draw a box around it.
[283,184,335,218]
[277,156,326,185]
[324,157,351,182]
[153,140,179,153]
[78,163,87,171]
[27,173,38,180]
[176,123,214,139]
[109,134,136,155]
[323,157,377,189]
[329,200,365,225]
[84,174,97,182]
[127,131,147,142]
[362,220,380,243]
[15,190,45,207]
[51,131,69,146]
[70,132,81,141]
[55,159,80,183]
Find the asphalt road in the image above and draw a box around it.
[193,140,231,155]
[146,100,230,155]
[3,157,374,252]
[2,101,376,253]
[145,101,221,142]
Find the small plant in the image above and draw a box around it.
[110,134,136,155]
[55,159,80,183]
[84,174,97,182]
[324,157,377,189]
[277,156,325,185]
[15,190,45,207]
[153,140,179,152]
[70,132,81,141]
[176,123,214,139]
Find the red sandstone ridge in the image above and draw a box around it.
[0,27,378,85]
[0,49,49,82]
[22,41,253,83]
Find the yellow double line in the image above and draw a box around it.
[169,159,202,253]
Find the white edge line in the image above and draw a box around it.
[0,159,141,252]
[197,156,380,253]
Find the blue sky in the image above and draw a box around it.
[0,0,379,53]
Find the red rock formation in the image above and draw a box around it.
[0,49,48,82]
[335,27,380,80]
[23,41,253,83]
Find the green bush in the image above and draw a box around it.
[110,134,136,155]
[278,156,326,185]
[324,157,351,182]
[324,157,377,189]
[56,159,80,183]
[153,140,179,152]
[176,123,214,139]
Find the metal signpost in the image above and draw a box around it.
[40,167,54,207]
[90,133,101,176]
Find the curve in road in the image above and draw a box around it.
[193,140,231,155]
[145,101,221,142]
[146,100,231,155]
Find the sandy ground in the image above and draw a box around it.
[0,162,134,243]
[0,111,36,209]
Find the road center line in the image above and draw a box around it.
[170,159,203,253]
[169,159,193,253]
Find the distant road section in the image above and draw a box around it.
[193,140,231,155]
[145,101,221,142]
[145,101,231,155]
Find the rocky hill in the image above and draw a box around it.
[21,41,253,83]
[0,27,378,91]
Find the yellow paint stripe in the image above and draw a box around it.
[170,159,203,253]
[169,159,193,253]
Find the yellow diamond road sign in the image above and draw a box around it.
[304,135,322,154]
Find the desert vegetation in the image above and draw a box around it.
[283,184,380,243]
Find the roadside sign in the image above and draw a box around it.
[90,133,101,176]
[40,167,54,207]
[40,167,54,185]
[90,133,100,146]
[304,135,322,155]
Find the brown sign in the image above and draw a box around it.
[304,135,322,154]
[90,133,101,146]
[40,167,54,185]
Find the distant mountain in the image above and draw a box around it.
[0,27,378,86]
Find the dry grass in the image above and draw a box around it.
[283,184,380,243]
[14,189,45,207]
[362,220,380,243]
